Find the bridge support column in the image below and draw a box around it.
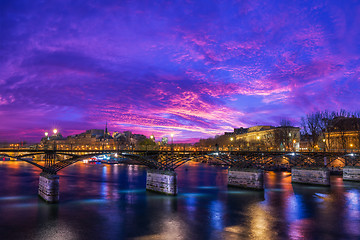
[38,172,59,203]
[228,168,264,190]
[343,166,360,181]
[291,167,330,186]
[146,169,177,195]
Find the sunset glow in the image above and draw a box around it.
[1,0,360,142]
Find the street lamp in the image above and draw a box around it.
[44,131,49,141]
[230,137,234,151]
[53,129,58,135]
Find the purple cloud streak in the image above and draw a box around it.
[0,0,360,142]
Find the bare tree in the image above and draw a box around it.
[319,110,336,151]
[301,112,323,150]
[353,111,360,151]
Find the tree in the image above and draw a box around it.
[301,112,323,150]
[138,138,156,150]
[353,111,360,150]
[319,110,335,151]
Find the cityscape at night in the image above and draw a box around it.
[1,1,360,239]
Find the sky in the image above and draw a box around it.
[1,0,360,143]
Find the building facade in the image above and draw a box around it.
[232,125,300,151]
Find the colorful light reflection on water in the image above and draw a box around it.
[0,161,359,239]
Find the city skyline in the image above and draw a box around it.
[1,0,360,142]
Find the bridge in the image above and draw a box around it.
[1,147,360,203]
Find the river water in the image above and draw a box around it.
[0,161,359,240]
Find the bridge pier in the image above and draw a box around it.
[228,168,264,190]
[291,167,330,186]
[343,166,360,181]
[38,172,59,203]
[146,169,177,195]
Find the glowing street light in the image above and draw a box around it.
[53,129,58,135]
[44,131,50,141]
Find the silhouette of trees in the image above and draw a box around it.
[301,112,323,150]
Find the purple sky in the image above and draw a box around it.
[1,0,360,143]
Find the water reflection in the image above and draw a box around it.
[0,162,360,239]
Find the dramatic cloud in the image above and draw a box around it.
[0,0,360,142]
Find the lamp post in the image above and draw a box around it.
[150,135,154,151]
[256,136,260,151]
[230,137,234,151]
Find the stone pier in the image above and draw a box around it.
[146,169,177,195]
[38,172,59,203]
[343,166,360,181]
[291,167,330,186]
[228,168,264,190]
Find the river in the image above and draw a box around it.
[0,161,359,239]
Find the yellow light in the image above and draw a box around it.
[350,144,353,147]
[150,135,154,139]
[293,139,296,143]
[171,133,174,138]
[53,129,58,135]
[256,136,260,140]
[45,132,48,137]
[323,139,326,142]
[230,137,234,141]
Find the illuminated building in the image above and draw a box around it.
[232,125,300,151]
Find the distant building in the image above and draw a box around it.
[41,123,117,150]
[324,117,360,151]
[231,125,300,151]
